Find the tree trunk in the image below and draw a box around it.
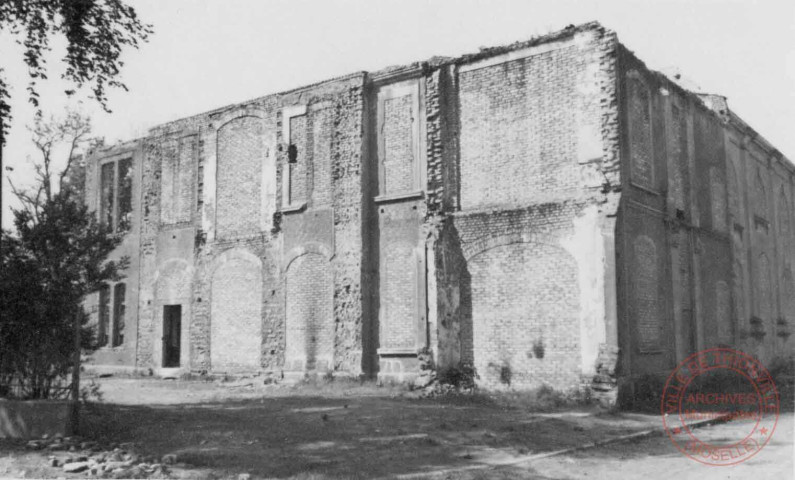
[70,311,81,434]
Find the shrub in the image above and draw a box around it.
[768,355,794,409]
[437,362,478,391]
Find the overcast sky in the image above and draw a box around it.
[2,0,794,228]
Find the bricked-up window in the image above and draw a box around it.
[216,116,264,237]
[312,109,332,207]
[376,81,421,198]
[285,253,334,371]
[668,105,686,210]
[778,190,790,251]
[383,95,415,195]
[210,255,263,369]
[754,171,768,219]
[733,250,745,328]
[668,105,686,211]
[112,283,126,347]
[628,75,654,190]
[634,235,661,351]
[710,167,727,232]
[98,284,111,347]
[99,158,133,233]
[727,158,743,223]
[382,243,417,350]
[784,268,795,323]
[160,136,196,225]
[716,281,731,343]
[458,49,580,209]
[756,253,772,321]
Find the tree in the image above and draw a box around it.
[0,111,127,400]
[0,0,153,145]
[0,1,151,229]
[7,110,97,218]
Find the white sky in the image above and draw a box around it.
[2,0,794,229]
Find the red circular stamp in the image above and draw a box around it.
[661,348,779,466]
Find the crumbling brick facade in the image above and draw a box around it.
[615,47,795,403]
[83,22,794,401]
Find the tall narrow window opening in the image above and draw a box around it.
[98,284,111,347]
[112,283,126,347]
[100,163,115,228]
[117,159,133,232]
[99,157,134,233]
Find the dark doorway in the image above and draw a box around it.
[163,305,182,368]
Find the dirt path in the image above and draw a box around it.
[453,412,794,480]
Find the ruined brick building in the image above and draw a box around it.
[84,22,794,400]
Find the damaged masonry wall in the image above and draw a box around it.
[421,24,622,392]
[82,21,791,403]
[616,45,795,405]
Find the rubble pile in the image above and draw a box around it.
[26,434,172,479]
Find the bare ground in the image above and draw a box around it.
[1,376,791,479]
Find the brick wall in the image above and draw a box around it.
[210,253,263,370]
[443,25,621,391]
[667,104,687,211]
[85,23,792,396]
[324,82,367,372]
[370,74,427,378]
[216,116,264,238]
[88,24,628,389]
[312,108,333,207]
[379,203,420,350]
[632,234,661,352]
[459,47,582,209]
[159,136,196,225]
[709,167,728,232]
[285,253,334,371]
[135,139,161,368]
[627,74,654,190]
[135,109,206,371]
[432,218,466,370]
[383,95,415,195]
[276,75,367,374]
[451,203,586,390]
[617,45,794,382]
[191,236,281,372]
[469,241,580,388]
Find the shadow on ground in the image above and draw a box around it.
[13,374,788,479]
[76,393,650,479]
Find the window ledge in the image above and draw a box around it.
[374,191,424,204]
[630,182,661,196]
[281,202,307,214]
[637,347,664,355]
[377,348,418,356]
